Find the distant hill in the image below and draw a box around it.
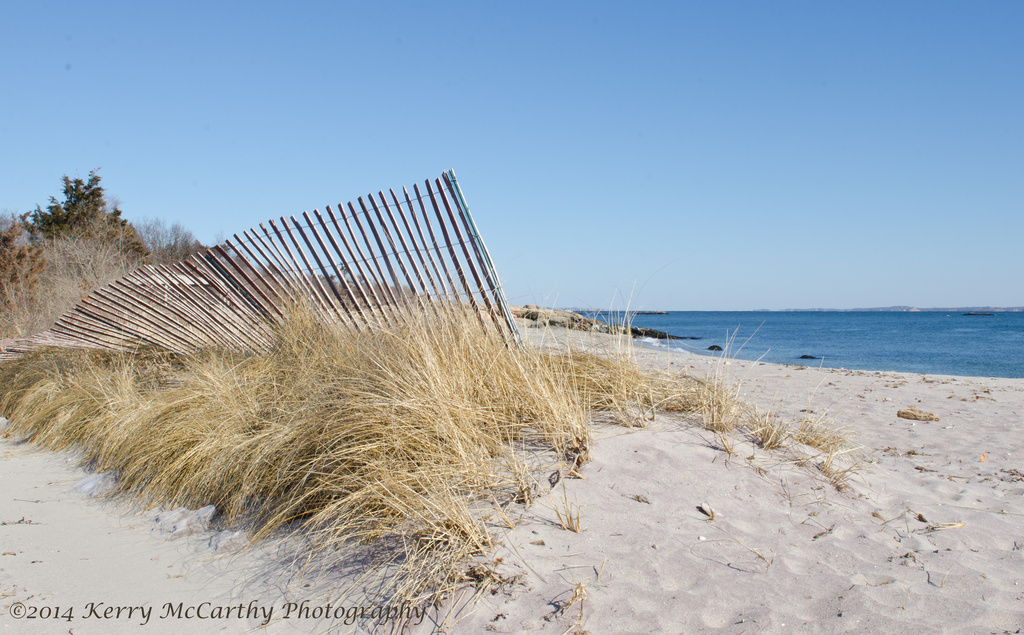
[561,306,1024,313]
[782,306,1024,312]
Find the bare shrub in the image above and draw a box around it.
[135,217,205,264]
[0,222,143,338]
[0,214,45,315]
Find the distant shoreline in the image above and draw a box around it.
[567,307,1023,313]
[775,306,1023,313]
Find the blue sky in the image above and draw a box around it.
[2,2,1021,310]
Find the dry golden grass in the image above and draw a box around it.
[0,233,142,338]
[792,415,863,489]
[553,483,583,533]
[681,351,861,488]
[0,303,712,604]
[524,318,861,489]
[794,416,847,455]
[692,367,743,434]
[0,300,861,612]
[748,406,792,451]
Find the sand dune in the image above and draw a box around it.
[2,327,1022,633]
[435,334,1024,634]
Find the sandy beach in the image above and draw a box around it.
[6,1,1021,632]
[3,324,1023,634]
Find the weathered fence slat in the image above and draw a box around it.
[0,171,522,360]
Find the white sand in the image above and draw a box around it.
[434,329,1024,633]
[0,434,427,634]
[3,327,1023,633]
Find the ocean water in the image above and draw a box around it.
[590,311,1024,379]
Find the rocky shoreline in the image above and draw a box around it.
[510,305,696,341]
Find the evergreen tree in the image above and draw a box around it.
[25,170,148,258]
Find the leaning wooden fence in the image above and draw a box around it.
[1,170,522,359]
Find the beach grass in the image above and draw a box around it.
[0,303,858,607]
[0,303,707,603]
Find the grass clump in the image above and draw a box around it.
[792,414,862,489]
[675,350,860,488]
[0,300,863,612]
[748,406,792,451]
[553,483,583,533]
[693,367,744,434]
[0,303,680,604]
[794,416,847,455]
